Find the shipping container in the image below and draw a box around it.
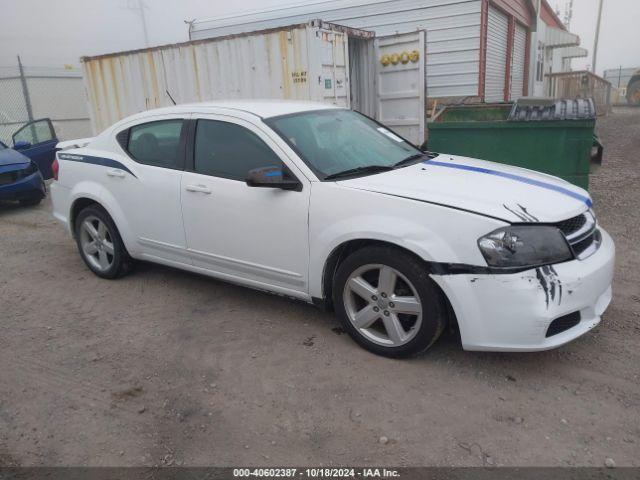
[81,20,429,144]
[190,0,484,100]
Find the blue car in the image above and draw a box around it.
[0,118,58,206]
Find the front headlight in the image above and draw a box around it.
[478,225,573,268]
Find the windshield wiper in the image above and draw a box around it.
[324,165,394,180]
[393,151,439,168]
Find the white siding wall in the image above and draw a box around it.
[191,0,483,99]
[509,23,526,100]
[484,5,508,102]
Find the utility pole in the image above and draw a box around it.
[184,19,196,42]
[592,0,604,75]
[563,0,574,29]
[125,0,150,47]
[138,0,149,47]
[17,55,33,123]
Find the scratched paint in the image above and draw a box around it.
[535,265,563,308]
[503,203,540,222]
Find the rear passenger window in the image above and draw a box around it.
[127,120,184,169]
[194,120,281,180]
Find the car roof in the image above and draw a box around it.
[128,100,342,121]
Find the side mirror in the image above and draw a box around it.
[246,166,302,192]
[14,140,32,150]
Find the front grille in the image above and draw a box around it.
[552,211,600,260]
[546,311,581,337]
[572,231,596,256]
[554,214,587,237]
[0,172,17,186]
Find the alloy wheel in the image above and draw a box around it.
[343,264,423,347]
[79,215,115,272]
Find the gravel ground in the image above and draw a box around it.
[0,108,638,467]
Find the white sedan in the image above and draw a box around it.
[51,101,614,357]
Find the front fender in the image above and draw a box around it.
[308,184,507,298]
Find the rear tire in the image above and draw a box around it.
[74,205,134,279]
[332,245,446,358]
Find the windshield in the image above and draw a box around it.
[0,141,6,150]
[266,109,422,179]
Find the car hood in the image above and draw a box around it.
[337,155,592,223]
[0,147,29,167]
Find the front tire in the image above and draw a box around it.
[332,246,446,358]
[74,205,133,279]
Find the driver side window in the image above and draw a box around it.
[193,120,281,181]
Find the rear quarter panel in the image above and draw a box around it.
[54,148,137,254]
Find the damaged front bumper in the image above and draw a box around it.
[431,228,615,352]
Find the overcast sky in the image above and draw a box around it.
[0,0,638,76]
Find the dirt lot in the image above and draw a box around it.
[0,108,638,468]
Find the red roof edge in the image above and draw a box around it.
[540,0,567,31]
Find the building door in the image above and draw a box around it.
[510,23,527,100]
[485,6,509,102]
[374,30,427,146]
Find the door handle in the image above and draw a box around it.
[107,168,126,178]
[185,184,212,194]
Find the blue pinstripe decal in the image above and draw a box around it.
[424,159,592,207]
[58,154,137,178]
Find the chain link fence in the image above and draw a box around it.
[0,60,92,146]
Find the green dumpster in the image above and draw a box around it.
[425,99,600,190]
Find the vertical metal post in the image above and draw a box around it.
[477,0,488,100]
[523,28,531,97]
[17,55,34,122]
[618,65,622,88]
[592,0,604,74]
[503,16,515,102]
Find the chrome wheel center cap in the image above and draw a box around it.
[377,298,388,309]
